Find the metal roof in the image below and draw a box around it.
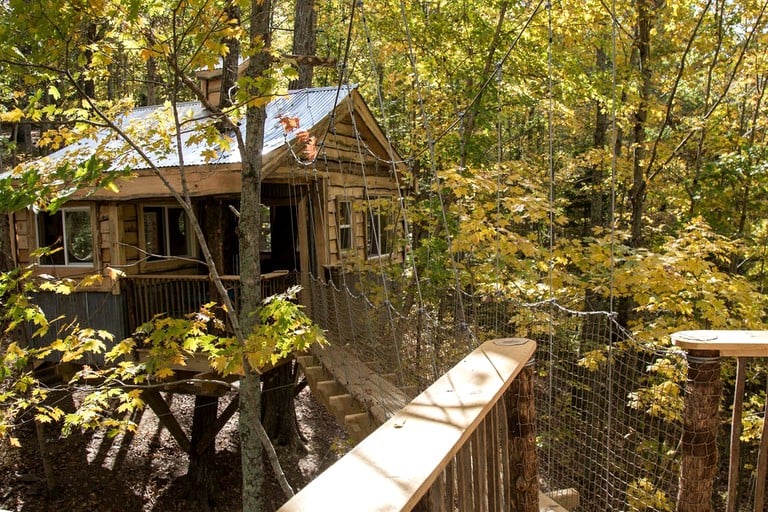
[13,85,355,175]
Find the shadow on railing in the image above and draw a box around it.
[121,271,297,333]
[278,338,540,512]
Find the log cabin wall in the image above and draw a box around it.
[324,172,404,270]
[13,208,30,265]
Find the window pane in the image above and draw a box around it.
[338,201,353,251]
[367,211,381,257]
[64,210,93,263]
[143,207,164,258]
[260,204,271,253]
[37,211,65,265]
[340,226,351,250]
[167,207,188,256]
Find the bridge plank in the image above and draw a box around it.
[279,338,536,512]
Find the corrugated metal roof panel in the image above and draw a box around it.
[10,85,355,176]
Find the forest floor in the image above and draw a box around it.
[0,386,349,511]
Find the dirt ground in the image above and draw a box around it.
[0,387,349,511]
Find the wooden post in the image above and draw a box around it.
[677,349,721,512]
[506,358,538,512]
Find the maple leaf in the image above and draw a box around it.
[277,115,300,133]
[304,136,319,161]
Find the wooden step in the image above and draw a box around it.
[546,488,579,510]
[302,365,330,387]
[344,412,374,441]
[295,355,316,368]
[317,380,344,404]
[328,394,364,423]
[381,373,398,385]
[328,394,353,421]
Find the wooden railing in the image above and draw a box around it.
[671,330,768,512]
[278,338,539,512]
[121,270,297,332]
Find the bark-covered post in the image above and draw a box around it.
[187,394,218,511]
[677,349,721,512]
[505,356,538,512]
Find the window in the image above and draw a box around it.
[260,204,272,253]
[366,197,394,258]
[37,207,94,266]
[337,199,354,251]
[142,205,190,259]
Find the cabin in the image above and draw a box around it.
[7,71,407,344]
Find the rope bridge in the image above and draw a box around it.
[300,275,693,511]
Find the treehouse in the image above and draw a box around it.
[7,73,407,344]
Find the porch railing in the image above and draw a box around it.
[121,270,297,333]
[278,338,539,512]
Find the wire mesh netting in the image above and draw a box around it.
[304,275,692,511]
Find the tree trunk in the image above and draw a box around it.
[630,0,652,249]
[220,5,241,111]
[590,46,609,231]
[239,1,272,510]
[288,0,317,90]
[145,57,159,106]
[261,361,302,447]
[187,395,219,511]
[0,213,13,273]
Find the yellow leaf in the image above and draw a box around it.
[9,437,21,447]
[155,367,175,379]
[0,108,24,123]
[105,181,120,193]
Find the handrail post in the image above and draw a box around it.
[506,356,539,512]
[677,349,721,512]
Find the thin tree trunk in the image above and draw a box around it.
[0,213,13,273]
[239,1,272,509]
[220,5,241,111]
[630,0,652,249]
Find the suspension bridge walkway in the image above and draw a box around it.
[296,343,415,442]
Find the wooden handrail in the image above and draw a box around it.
[672,329,768,357]
[278,338,538,512]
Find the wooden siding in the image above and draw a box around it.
[323,170,404,269]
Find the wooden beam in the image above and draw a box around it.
[141,390,191,453]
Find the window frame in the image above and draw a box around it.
[35,206,96,268]
[366,196,394,259]
[336,198,354,252]
[140,204,193,261]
